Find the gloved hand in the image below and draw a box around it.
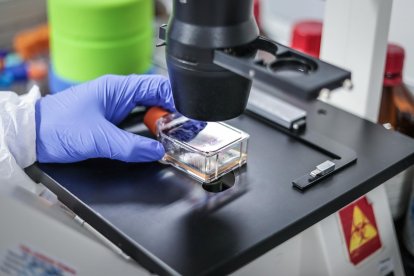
[35,74,174,163]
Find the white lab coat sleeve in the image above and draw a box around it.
[0,86,41,187]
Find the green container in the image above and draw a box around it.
[48,0,153,82]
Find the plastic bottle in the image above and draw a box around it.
[291,20,323,58]
[48,0,154,83]
[253,0,261,29]
[378,44,406,127]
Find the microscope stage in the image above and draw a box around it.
[27,99,414,276]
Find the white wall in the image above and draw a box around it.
[261,0,325,45]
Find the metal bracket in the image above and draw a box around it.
[247,87,307,131]
[214,36,352,100]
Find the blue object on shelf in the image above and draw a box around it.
[0,49,9,59]
[4,53,23,68]
[0,72,14,88]
[5,63,28,81]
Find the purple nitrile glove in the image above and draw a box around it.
[35,74,175,163]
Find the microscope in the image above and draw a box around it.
[156,0,355,190]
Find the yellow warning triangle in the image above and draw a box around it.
[349,206,378,253]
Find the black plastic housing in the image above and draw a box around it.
[166,0,259,121]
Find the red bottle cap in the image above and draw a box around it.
[384,43,405,87]
[291,20,323,58]
[254,0,261,28]
[143,106,170,135]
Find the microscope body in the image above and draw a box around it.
[164,0,351,122]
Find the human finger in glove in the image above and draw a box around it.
[35,74,174,163]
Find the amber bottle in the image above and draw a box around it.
[378,44,414,137]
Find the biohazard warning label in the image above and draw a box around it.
[339,196,382,265]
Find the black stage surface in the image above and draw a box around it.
[27,98,414,276]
